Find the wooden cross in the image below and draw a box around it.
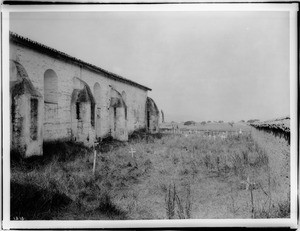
[129,147,136,158]
[93,141,100,175]
[144,133,148,142]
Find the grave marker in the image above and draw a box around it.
[129,147,136,158]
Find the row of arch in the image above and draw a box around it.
[10,60,158,157]
[44,69,129,143]
[44,69,127,106]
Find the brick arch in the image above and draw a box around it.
[44,69,58,104]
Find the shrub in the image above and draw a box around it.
[184,121,196,126]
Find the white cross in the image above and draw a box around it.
[129,147,136,158]
[241,176,255,191]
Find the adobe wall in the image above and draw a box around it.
[10,41,148,142]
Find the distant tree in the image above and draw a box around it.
[228,121,234,127]
[200,121,206,125]
[207,121,211,123]
[184,121,196,126]
[218,120,224,123]
[247,119,260,123]
[240,120,245,123]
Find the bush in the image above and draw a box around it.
[247,119,260,123]
[184,121,196,126]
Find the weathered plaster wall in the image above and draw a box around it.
[11,88,43,157]
[10,41,148,144]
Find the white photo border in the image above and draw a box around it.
[2,3,298,229]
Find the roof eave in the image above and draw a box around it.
[10,32,152,92]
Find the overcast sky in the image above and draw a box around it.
[10,10,290,122]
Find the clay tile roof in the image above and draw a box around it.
[10,31,152,92]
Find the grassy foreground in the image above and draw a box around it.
[11,127,290,220]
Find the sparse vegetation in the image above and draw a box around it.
[11,125,290,220]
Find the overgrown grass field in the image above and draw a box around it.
[11,126,290,220]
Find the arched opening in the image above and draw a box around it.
[94,83,101,104]
[70,78,96,146]
[43,69,59,141]
[146,97,160,133]
[94,83,101,138]
[110,88,128,141]
[44,69,58,103]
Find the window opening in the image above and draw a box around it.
[44,69,58,103]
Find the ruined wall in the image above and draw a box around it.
[10,61,43,157]
[10,41,148,144]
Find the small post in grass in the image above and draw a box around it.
[129,147,136,158]
[242,175,255,218]
[144,133,148,143]
[93,140,100,176]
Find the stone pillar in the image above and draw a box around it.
[11,79,43,157]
